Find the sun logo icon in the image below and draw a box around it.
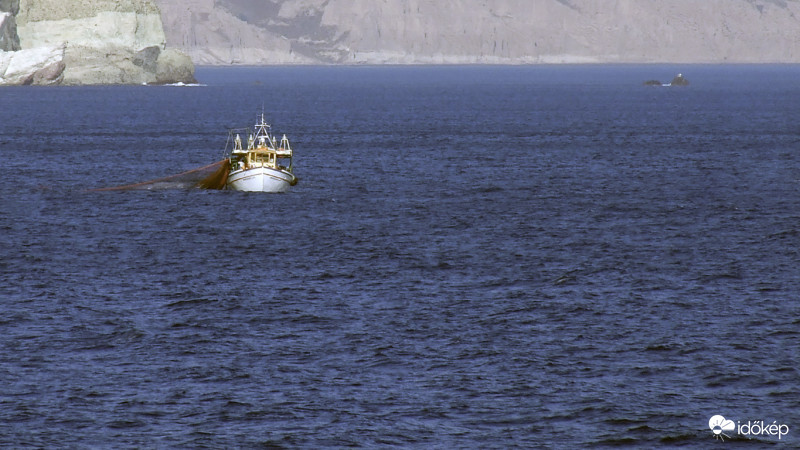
[709,415,736,441]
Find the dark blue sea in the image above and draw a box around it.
[1,65,799,448]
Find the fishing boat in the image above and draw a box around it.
[226,114,297,192]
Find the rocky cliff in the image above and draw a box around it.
[0,0,196,85]
[157,0,312,65]
[0,0,20,52]
[154,0,800,65]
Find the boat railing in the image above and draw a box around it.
[224,120,292,172]
[225,127,251,157]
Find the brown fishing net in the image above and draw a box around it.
[91,159,230,191]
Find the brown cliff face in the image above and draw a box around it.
[154,0,800,65]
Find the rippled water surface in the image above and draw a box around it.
[2,65,799,447]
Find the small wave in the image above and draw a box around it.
[165,82,206,87]
[476,185,504,193]
[142,82,207,87]
[165,298,218,309]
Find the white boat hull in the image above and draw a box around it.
[226,167,295,192]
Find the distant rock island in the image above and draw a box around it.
[0,0,195,85]
[670,74,689,86]
[644,74,689,87]
[154,0,800,65]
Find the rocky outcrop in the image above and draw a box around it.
[154,47,196,83]
[670,74,689,86]
[15,0,166,50]
[154,0,800,65]
[0,11,20,51]
[0,1,20,52]
[643,74,689,87]
[0,44,63,84]
[0,0,196,85]
[0,0,19,13]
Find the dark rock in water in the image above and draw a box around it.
[643,74,689,87]
[155,48,198,85]
[670,73,689,86]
